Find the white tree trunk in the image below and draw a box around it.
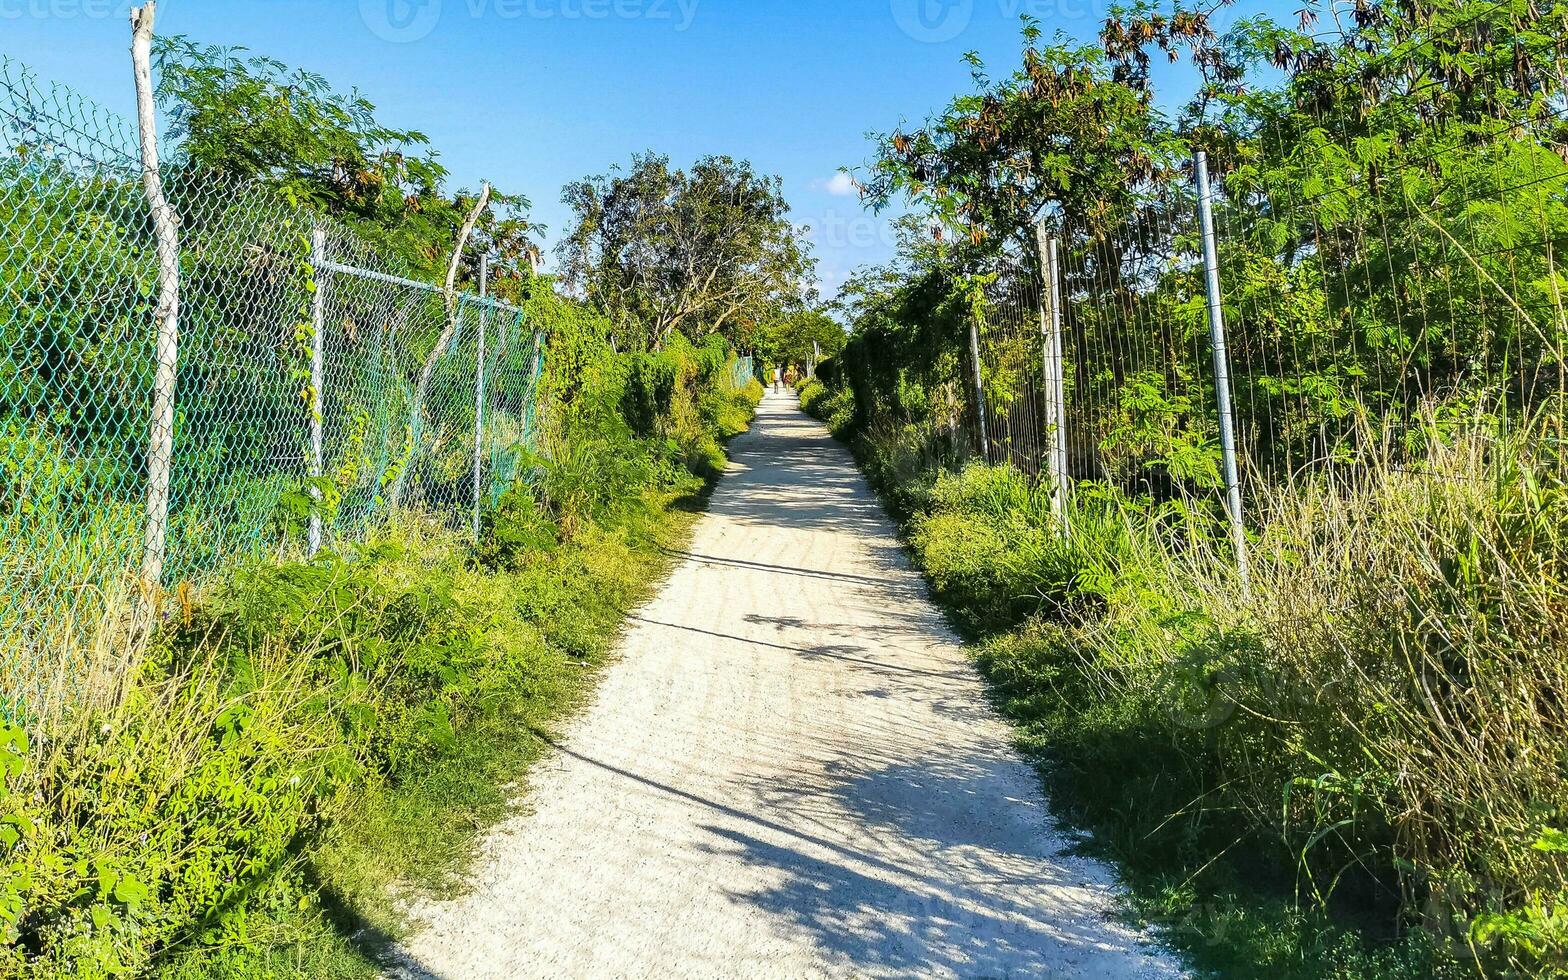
[390,183,491,509]
[132,1,181,596]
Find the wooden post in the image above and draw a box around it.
[391,182,491,509]
[472,254,489,543]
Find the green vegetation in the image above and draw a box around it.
[1,39,546,722]
[557,152,812,353]
[859,1,1568,485]
[806,371,1568,978]
[1,32,775,978]
[750,308,847,374]
[0,312,762,978]
[806,1,1568,976]
[12,0,1567,975]
[157,38,536,277]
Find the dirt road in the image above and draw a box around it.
[391,394,1183,979]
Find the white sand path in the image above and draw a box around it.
[390,393,1186,980]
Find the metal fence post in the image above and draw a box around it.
[1195,150,1251,586]
[1047,236,1071,525]
[968,315,989,461]
[308,226,327,557]
[472,255,489,544]
[524,328,545,451]
[1035,223,1070,533]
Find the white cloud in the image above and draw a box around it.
[814,171,857,197]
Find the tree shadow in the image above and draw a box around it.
[379,399,1179,977]
[630,614,974,682]
[700,743,1179,978]
[511,727,1173,978]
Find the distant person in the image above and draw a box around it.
[784,364,799,389]
[772,365,783,392]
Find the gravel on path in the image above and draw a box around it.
[390,393,1186,980]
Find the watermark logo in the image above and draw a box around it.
[361,0,442,43]
[890,0,973,44]
[0,0,131,21]
[807,209,897,252]
[890,0,1241,46]
[359,0,700,41]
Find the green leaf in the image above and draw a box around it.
[113,874,148,908]
[0,725,26,781]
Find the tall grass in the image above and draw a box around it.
[1223,416,1568,968]
[809,377,1568,978]
[0,349,762,977]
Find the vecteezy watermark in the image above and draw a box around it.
[892,0,1112,44]
[0,0,130,21]
[360,0,700,43]
[360,0,443,43]
[891,0,1235,44]
[889,0,974,44]
[806,209,899,252]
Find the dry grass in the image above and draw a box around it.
[0,573,152,734]
[873,399,1568,974]
[1099,411,1568,970]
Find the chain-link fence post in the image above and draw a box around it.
[472,254,489,544]
[132,1,179,595]
[1035,223,1070,534]
[968,314,988,461]
[527,329,541,440]
[308,226,327,557]
[1194,151,1250,586]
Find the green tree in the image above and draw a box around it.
[154,38,536,279]
[754,309,847,369]
[557,152,811,351]
[861,20,1180,261]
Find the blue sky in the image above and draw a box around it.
[2,0,1275,296]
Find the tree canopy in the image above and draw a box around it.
[557,152,812,351]
[752,309,847,369]
[154,38,536,280]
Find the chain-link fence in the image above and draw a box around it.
[0,58,544,724]
[973,251,1040,475]
[731,354,757,390]
[967,11,1568,572]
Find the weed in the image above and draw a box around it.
[804,372,1568,979]
[2,337,761,977]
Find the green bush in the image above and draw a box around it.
[474,486,559,572]
[842,400,1568,978]
[1,300,761,976]
[909,465,1088,635]
[2,526,477,977]
[619,354,679,438]
[701,381,763,441]
[814,244,1568,974]
[797,377,856,439]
